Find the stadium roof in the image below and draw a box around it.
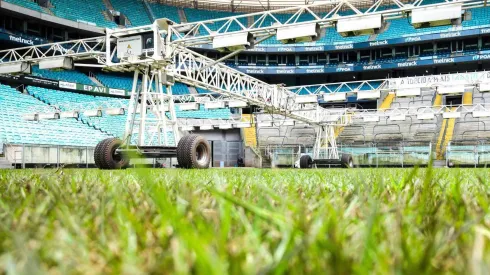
[162,0,370,12]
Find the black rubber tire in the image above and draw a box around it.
[94,138,111,169]
[177,134,211,169]
[341,154,354,168]
[95,138,129,170]
[299,155,313,169]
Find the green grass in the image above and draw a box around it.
[0,167,490,274]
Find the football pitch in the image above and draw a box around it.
[0,167,489,274]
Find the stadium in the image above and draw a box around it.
[1,0,490,273]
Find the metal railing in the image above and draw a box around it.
[3,143,96,168]
[447,140,490,167]
[261,141,433,167]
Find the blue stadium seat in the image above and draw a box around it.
[111,0,152,26]
[32,66,95,86]
[49,0,117,28]
[0,84,112,147]
[148,2,181,23]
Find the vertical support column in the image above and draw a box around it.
[105,29,113,66]
[163,68,180,144]
[138,70,149,146]
[124,69,140,143]
[156,71,168,146]
[21,144,25,169]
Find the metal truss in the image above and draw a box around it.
[289,79,390,95]
[172,46,348,126]
[168,0,481,46]
[124,68,179,147]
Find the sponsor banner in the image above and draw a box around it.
[59,81,77,90]
[0,29,47,46]
[0,74,59,88]
[388,71,490,89]
[191,27,487,53]
[77,83,127,96]
[108,88,126,96]
[238,53,490,75]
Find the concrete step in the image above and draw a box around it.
[0,157,13,169]
[89,75,104,87]
[432,160,446,168]
[178,8,188,23]
[102,0,115,11]
[188,86,198,95]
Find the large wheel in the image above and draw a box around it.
[341,153,354,168]
[299,155,313,169]
[94,138,129,170]
[177,134,211,169]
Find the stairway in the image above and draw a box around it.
[433,94,442,106]
[463,91,473,105]
[436,107,458,160]
[178,8,187,23]
[142,0,156,22]
[102,0,115,11]
[88,73,104,87]
[241,114,257,147]
[188,86,198,94]
[41,6,54,15]
[379,93,395,110]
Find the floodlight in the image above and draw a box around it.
[233,122,252,128]
[276,22,321,44]
[60,111,79,118]
[437,85,464,95]
[106,108,125,115]
[323,93,346,102]
[411,3,462,28]
[294,95,318,104]
[218,124,233,129]
[204,101,226,109]
[357,90,380,100]
[84,109,102,117]
[0,62,31,74]
[199,125,214,130]
[227,100,247,108]
[396,87,421,97]
[213,32,254,52]
[39,57,73,70]
[180,125,195,131]
[337,14,384,37]
[479,83,490,92]
[178,103,199,110]
[38,112,60,120]
[23,113,38,121]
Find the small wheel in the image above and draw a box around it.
[94,138,129,169]
[341,154,354,168]
[177,134,211,169]
[299,155,313,169]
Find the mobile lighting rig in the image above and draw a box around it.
[0,0,480,169]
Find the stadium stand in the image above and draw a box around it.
[27,86,231,136]
[0,84,112,147]
[3,0,45,13]
[184,8,246,33]
[94,72,190,94]
[32,66,96,86]
[110,0,152,26]
[49,0,117,28]
[148,2,181,23]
